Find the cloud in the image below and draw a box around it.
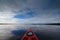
[15,9,60,23]
[0,1,20,23]
[0,0,60,23]
[9,0,60,23]
[0,7,18,23]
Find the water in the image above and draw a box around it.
[0,25,60,40]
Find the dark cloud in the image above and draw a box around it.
[0,0,60,10]
[48,0,60,9]
[27,0,60,9]
[0,0,60,23]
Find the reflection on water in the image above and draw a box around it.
[0,25,60,40]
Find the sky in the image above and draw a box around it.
[0,0,60,23]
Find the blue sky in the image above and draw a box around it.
[14,9,36,19]
[0,0,60,23]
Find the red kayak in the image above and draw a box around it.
[21,29,38,40]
